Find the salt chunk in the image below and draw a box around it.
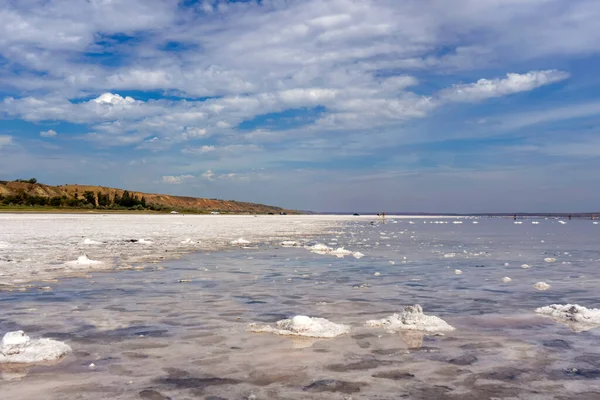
[521,264,531,269]
[230,238,251,245]
[502,277,512,283]
[444,253,456,258]
[534,282,551,291]
[374,272,381,277]
[308,243,332,254]
[352,252,364,259]
[65,255,103,268]
[365,305,455,333]
[544,257,557,263]
[281,241,300,247]
[137,239,153,245]
[0,331,71,363]
[455,269,463,275]
[248,316,350,338]
[536,304,600,332]
[330,248,352,258]
[83,239,101,245]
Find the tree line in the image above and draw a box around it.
[0,190,167,211]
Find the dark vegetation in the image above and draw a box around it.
[1,179,157,210]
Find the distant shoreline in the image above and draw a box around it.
[1,207,598,219]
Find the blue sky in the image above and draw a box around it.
[1,0,600,213]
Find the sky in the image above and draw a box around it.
[0,0,600,213]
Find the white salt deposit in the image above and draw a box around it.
[472,221,479,224]
[248,316,350,338]
[452,221,463,224]
[535,304,600,332]
[534,282,551,291]
[65,255,103,268]
[0,331,71,364]
[82,238,101,245]
[521,264,531,269]
[137,239,153,245]
[558,221,567,224]
[444,253,456,258]
[307,243,332,254]
[454,269,463,275]
[502,277,512,283]
[230,238,251,245]
[514,221,523,224]
[532,221,540,225]
[280,241,300,247]
[329,247,353,258]
[544,257,557,263]
[374,272,381,276]
[365,305,455,333]
[307,243,359,259]
[352,252,365,259]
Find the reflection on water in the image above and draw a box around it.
[2,219,600,399]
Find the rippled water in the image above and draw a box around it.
[2,218,600,399]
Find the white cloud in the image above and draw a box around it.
[201,170,215,181]
[40,129,57,138]
[439,70,570,102]
[0,135,13,148]
[93,93,136,106]
[161,175,195,185]
[181,127,208,140]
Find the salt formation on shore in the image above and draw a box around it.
[502,277,512,283]
[535,304,600,332]
[65,255,103,268]
[306,243,363,259]
[231,238,251,245]
[0,331,71,363]
[365,305,455,333]
[248,316,350,338]
[534,282,551,291]
[0,214,353,283]
[82,238,101,245]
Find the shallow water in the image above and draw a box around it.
[2,218,600,399]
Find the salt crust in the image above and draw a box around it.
[230,238,251,245]
[65,255,103,268]
[248,316,350,338]
[534,282,551,291]
[306,243,363,259]
[535,304,600,332]
[365,304,455,333]
[0,331,71,364]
